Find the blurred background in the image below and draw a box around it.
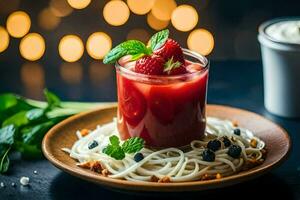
[0,0,299,101]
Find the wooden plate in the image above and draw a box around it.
[42,105,291,192]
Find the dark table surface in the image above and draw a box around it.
[0,60,300,200]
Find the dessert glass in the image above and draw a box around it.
[116,49,209,148]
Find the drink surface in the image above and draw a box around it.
[116,60,209,148]
[265,20,300,44]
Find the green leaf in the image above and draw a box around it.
[150,29,169,51]
[102,135,124,160]
[0,94,34,125]
[131,53,145,61]
[44,89,61,108]
[26,108,45,121]
[102,136,144,160]
[3,108,46,129]
[122,137,144,154]
[109,135,120,146]
[2,111,28,127]
[0,146,11,174]
[102,145,125,160]
[163,57,182,74]
[103,40,148,64]
[21,121,55,145]
[0,94,18,111]
[15,142,42,159]
[0,125,16,145]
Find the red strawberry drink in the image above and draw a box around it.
[104,30,209,148]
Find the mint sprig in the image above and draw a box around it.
[150,29,169,51]
[102,136,144,160]
[103,40,149,64]
[122,137,144,154]
[103,29,170,65]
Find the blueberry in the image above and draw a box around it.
[227,145,242,158]
[202,149,215,162]
[221,136,231,147]
[207,139,221,151]
[88,140,98,149]
[233,129,241,136]
[134,153,144,162]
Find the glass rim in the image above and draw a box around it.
[258,17,300,47]
[115,48,209,81]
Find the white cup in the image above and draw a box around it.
[258,18,300,118]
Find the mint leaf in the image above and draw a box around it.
[103,40,148,64]
[2,111,28,127]
[0,94,34,125]
[0,94,18,111]
[103,135,125,160]
[122,137,144,154]
[102,136,144,160]
[150,29,169,51]
[26,108,45,121]
[21,121,55,145]
[131,53,145,61]
[0,125,16,145]
[109,135,120,146]
[103,145,125,160]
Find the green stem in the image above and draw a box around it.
[25,99,116,110]
[0,146,11,173]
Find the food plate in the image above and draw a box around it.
[42,105,291,192]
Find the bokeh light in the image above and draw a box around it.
[187,29,214,56]
[21,63,45,99]
[6,11,31,38]
[86,32,112,59]
[0,26,10,53]
[67,0,91,9]
[20,33,45,61]
[151,0,177,21]
[103,0,130,26]
[147,12,169,30]
[0,0,20,15]
[59,35,84,62]
[89,62,112,85]
[50,0,73,17]
[171,5,198,32]
[127,0,154,15]
[38,8,61,30]
[60,62,82,84]
[127,29,150,43]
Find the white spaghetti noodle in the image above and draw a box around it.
[62,117,266,182]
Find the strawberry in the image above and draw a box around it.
[135,55,165,75]
[163,57,187,75]
[154,39,184,64]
